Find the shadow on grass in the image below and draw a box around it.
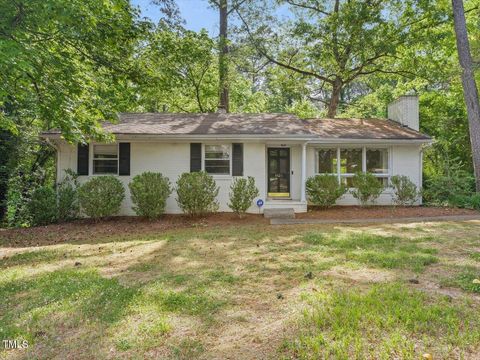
[0,260,229,358]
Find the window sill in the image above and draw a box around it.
[209,174,233,180]
[343,189,394,194]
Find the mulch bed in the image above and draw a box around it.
[0,207,478,248]
[298,205,479,220]
[0,213,268,247]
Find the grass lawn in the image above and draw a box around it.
[1,217,480,359]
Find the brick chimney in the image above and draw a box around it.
[387,95,419,131]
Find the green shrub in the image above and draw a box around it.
[423,169,474,205]
[57,170,80,222]
[5,174,31,228]
[448,193,480,210]
[78,176,125,219]
[351,172,384,206]
[29,186,58,226]
[176,172,219,216]
[228,177,259,217]
[5,166,51,228]
[306,174,346,208]
[129,172,172,219]
[390,175,419,206]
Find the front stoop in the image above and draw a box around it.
[263,208,295,219]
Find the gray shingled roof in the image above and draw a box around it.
[303,118,430,140]
[111,113,311,136]
[42,113,430,140]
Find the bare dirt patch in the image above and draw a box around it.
[322,265,396,283]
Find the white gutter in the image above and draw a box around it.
[40,133,432,144]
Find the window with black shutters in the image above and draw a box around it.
[204,144,231,175]
[93,144,118,175]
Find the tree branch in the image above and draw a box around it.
[284,0,330,16]
[234,7,334,84]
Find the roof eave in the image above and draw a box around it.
[308,137,432,144]
[40,132,432,143]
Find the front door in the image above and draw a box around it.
[268,147,290,197]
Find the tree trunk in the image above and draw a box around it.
[452,0,480,192]
[218,0,229,113]
[327,78,342,118]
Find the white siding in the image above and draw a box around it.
[56,140,268,215]
[55,140,424,216]
[306,144,423,206]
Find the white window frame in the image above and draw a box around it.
[315,146,392,189]
[339,147,364,186]
[365,147,390,185]
[92,143,119,175]
[314,147,338,176]
[202,143,232,177]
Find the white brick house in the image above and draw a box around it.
[41,96,431,215]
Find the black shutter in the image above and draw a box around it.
[190,143,202,172]
[232,143,243,176]
[77,143,89,175]
[119,143,130,176]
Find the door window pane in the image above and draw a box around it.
[340,149,362,174]
[317,149,337,173]
[205,145,230,174]
[367,149,389,174]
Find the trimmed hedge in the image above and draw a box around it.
[129,172,171,218]
[306,174,346,208]
[78,176,125,219]
[351,172,384,206]
[176,172,219,216]
[228,176,259,217]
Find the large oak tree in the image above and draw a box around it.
[237,0,444,117]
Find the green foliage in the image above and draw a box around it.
[5,144,55,228]
[306,174,346,208]
[5,174,31,228]
[286,99,320,119]
[351,172,384,206]
[175,172,219,216]
[423,159,475,205]
[129,172,172,219]
[29,186,57,226]
[450,268,480,294]
[57,170,80,222]
[238,0,441,116]
[421,86,473,178]
[228,177,259,217]
[78,176,125,219]
[0,0,147,142]
[390,175,419,206]
[447,194,480,210]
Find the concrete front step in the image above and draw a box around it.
[264,200,308,213]
[263,208,296,219]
